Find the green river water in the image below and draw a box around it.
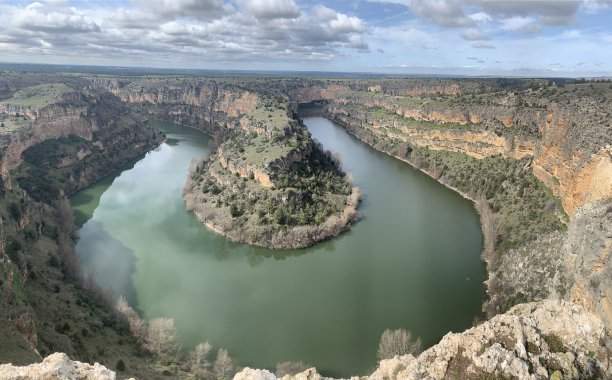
[71,116,485,377]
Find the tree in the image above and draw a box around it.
[190,341,212,369]
[114,296,146,341]
[145,318,180,357]
[213,348,234,379]
[377,328,422,361]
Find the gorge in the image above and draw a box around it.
[0,72,610,379]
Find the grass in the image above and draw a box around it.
[0,83,73,107]
[0,115,31,133]
[240,133,294,167]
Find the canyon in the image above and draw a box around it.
[0,73,610,379]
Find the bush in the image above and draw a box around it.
[377,328,422,361]
[116,359,126,372]
[8,202,22,220]
[543,334,565,353]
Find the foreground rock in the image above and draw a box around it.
[234,300,610,380]
[0,353,120,380]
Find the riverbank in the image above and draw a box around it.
[186,186,360,249]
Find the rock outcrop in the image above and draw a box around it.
[0,353,121,380]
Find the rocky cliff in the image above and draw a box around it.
[0,88,163,201]
[487,199,612,332]
[295,82,611,219]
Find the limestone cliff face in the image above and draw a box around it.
[218,146,273,188]
[317,86,611,218]
[533,107,612,217]
[0,90,162,197]
[327,103,535,160]
[0,98,95,188]
[96,78,258,116]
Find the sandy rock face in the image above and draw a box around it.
[0,353,119,380]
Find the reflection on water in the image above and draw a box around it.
[71,118,485,377]
[77,220,139,305]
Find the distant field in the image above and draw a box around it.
[0,83,73,107]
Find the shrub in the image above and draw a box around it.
[377,328,422,361]
[116,359,126,372]
[543,334,565,353]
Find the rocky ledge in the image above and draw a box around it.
[0,353,123,380]
[235,300,610,379]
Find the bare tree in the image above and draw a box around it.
[377,328,422,361]
[114,296,146,341]
[190,341,213,369]
[145,317,180,356]
[213,348,235,379]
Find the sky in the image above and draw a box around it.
[0,0,611,76]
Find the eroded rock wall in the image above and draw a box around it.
[298,84,611,218]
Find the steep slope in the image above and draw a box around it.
[0,76,167,377]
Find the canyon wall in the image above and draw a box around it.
[0,90,162,196]
[294,84,611,218]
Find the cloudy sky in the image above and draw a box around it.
[0,0,610,75]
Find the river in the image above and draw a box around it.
[71,116,484,377]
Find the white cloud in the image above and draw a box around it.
[468,12,491,23]
[238,0,300,20]
[313,5,337,22]
[133,0,232,20]
[408,0,474,27]
[499,16,532,31]
[11,1,100,33]
[460,28,489,40]
[330,14,366,33]
[348,35,369,51]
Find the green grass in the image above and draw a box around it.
[1,83,74,107]
[241,133,294,166]
[0,115,31,133]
